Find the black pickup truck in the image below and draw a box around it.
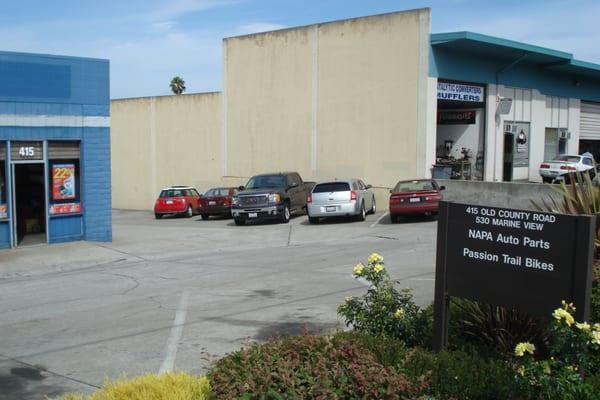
[231,172,315,225]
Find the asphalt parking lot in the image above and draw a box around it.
[0,209,437,399]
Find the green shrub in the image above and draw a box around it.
[59,372,214,400]
[337,253,433,347]
[449,298,551,357]
[208,333,429,399]
[512,301,600,400]
[401,347,517,399]
[591,265,600,324]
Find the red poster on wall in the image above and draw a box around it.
[52,164,76,200]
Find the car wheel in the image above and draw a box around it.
[234,218,245,226]
[390,214,398,223]
[308,216,319,224]
[155,213,162,219]
[201,214,209,220]
[185,205,193,218]
[280,204,291,224]
[356,202,366,221]
[370,197,376,214]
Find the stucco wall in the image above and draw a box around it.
[111,9,431,210]
[223,9,431,209]
[111,93,222,210]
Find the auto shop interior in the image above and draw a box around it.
[0,50,111,248]
[434,80,486,181]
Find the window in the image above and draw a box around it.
[544,128,559,161]
[0,142,6,216]
[313,182,351,193]
[160,189,185,197]
[246,175,286,189]
[48,141,81,205]
[583,158,593,166]
[205,188,230,196]
[393,180,437,192]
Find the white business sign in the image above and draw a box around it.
[438,82,484,102]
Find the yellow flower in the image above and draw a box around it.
[353,263,365,276]
[394,308,405,319]
[367,253,384,265]
[552,308,575,326]
[514,342,536,357]
[576,322,591,332]
[373,264,384,273]
[344,296,353,304]
[594,323,600,331]
[561,300,576,313]
[517,366,525,377]
[591,330,600,345]
[543,364,551,374]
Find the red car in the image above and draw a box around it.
[154,186,202,219]
[199,187,238,220]
[389,179,445,222]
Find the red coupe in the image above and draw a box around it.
[389,179,444,222]
[199,187,238,220]
[154,186,202,219]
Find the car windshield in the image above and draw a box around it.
[552,155,581,162]
[160,189,185,197]
[313,182,350,193]
[205,188,229,196]
[394,180,437,192]
[245,175,287,189]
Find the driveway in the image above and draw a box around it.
[0,209,437,399]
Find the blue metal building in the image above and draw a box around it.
[428,32,600,182]
[0,51,111,248]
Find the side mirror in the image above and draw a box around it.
[238,186,245,191]
[389,189,393,194]
[440,186,446,191]
[366,184,372,189]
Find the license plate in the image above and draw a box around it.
[248,212,258,218]
[166,200,173,204]
[209,201,216,205]
[326,206,336,212]
[409,197,421,203]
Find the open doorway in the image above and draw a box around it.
[434,80,486,180]
[14,163,46,246]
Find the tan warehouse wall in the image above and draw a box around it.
[223,9,431,195]
[111,9,431,210]
[111,93,222,210]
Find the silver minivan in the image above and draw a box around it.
[306,179,376,223]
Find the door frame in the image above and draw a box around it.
[10,141,49,247]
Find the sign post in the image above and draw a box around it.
[433,201,595,351]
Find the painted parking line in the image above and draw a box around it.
[369,212,389,228]
[158,290,189,373]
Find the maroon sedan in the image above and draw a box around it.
[199,187,238,220]
[389,179,444,222]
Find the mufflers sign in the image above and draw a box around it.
[437,82,484,102]
[433,201,595,350]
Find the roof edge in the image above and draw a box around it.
[431,31,573,60]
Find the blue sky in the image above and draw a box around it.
[2,0,599,99]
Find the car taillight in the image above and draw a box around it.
[307,193,312,203]
[223,198,230,205]
[540,163,550,169]
[390,196,401,205]
[350,191,357,202]
[560,165,577,171]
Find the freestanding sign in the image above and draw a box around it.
[433,201,595,351]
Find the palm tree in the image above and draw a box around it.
[170,76,186,95]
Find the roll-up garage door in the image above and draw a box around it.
[581,102,600,140]
[48,141,80,159]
